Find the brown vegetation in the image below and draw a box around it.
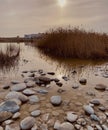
[0,44,20,68]
[37,27,108,59]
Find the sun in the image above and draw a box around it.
[58,0,66,7]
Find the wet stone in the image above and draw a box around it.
[0,101,20,113]
[6,91,28,102]
[50,96,62,106]
[20,116,35,130]
[0,111,13,123]
[11,83,26,91]
[22,89,35,96]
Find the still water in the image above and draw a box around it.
[0,43,108,83]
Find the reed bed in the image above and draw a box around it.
[37,27,108,59]
[0,44,20,68]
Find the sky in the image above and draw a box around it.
[0,0,108,37]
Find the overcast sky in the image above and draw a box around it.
[0,0,108,36]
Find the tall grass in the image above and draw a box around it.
[0,44,20,68]
[37,27,108,59]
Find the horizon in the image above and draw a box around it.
[0,0,108,37]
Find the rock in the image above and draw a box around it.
[56,82,63,87]
[31,110,41,117]
[52,78,60,82]
[90,99,101,105]
[74,124,81,130]
[102,125,108,130]
[47,119,55,127]
[0,101,20,113]
[8,99,22,106]
[90,114,100,122]
[77,118,86,126]
[3,85,10,89]
[11,83,26,91]
[72,84,79,89]
[86,91,95,96]
[37,89,48,94]
[0,126,3,130]
[62,76,69,81]
[95,84,107,91]
[26,81,35,88]
[47,72,55,75]
[6,91,28,102]
[59,122,74,130]
[38,76,51,84]
[99,106,106,112]
[20,116,35,130]
[50,96,62,106]
[96,125,102,130]
[79,78,87,85]
[11,80,20,84]
[83,105,94,115]
[57,89,65,93]
[4,120,13,125]
[87,126,93,130]
[0,111,12,123]
[40,124,48,130]
[28,73,35,77]
[29,95,40,104]
[5,123,20,130]
[54,120,61,130]
[66,112,78,122]
[23,89,35,96]
[42,113,50,122]
[12,112,21,119]
[31,124,38,130]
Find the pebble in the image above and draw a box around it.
[12,112,21,119]
[5,123,20,130]
[37,89,48,94]
[11,80,21,84]
[54,120,61,130]
[26,81,35,88]
[31,124,38,130]
[0,126,3,130]
[96,125,102,130]
[90,99,101,105]
[87,126,93,130]
[6,91,28,102]
[23,89,35,96]
[77,118,87,126]
[31,110,41,117]
[42,113,50,122]
[40,124,48,130]
[56,82,63,87]
[66,112,78,122]
[50,96,62,106]
[102,125,108,130]
[83,105,94,115]
[95,84,107,91]
[52,111,60,116]
[79,78,87,85]
[0,111,12,123]
[59,122,74,130]
[0,100,20,113]
[99,106,106,112]
[11,83,26,91]
[20,116,35,130]
[3,85,10,89]
[29,95,40,104]
[4,120,13,125]
[90,114,100,122]
[72,84,79,89]
[74,124,81,130]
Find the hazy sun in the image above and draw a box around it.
[58,0,66,7]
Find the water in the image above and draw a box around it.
[0,43,108,83]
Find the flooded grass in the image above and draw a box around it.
[0,44,20,69]
[37,27,108,59]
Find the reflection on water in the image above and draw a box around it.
[0,43,20,73]
[0,42,107,81]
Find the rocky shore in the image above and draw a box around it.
[0,68,108,130]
